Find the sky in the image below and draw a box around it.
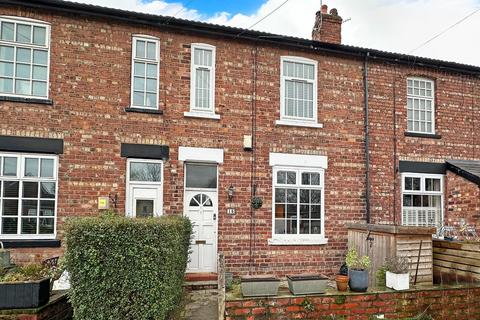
[75,0,480,66]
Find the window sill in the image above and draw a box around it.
[268,237,328,246]
[0,96,53,105]
[275,120,323,128]
[404,132,441,139]
[0,239,61,249]
[125,107,163,115]
[184,111,221,120]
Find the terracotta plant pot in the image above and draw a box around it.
[335,274,349,292]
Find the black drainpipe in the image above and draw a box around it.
[364,52,371,224]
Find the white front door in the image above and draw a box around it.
[184,163,218,273]
[185,191,217,272]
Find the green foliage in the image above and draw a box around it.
[376,265,388,287]
[301,298,315,312]
[65,215,192,320]
[345,248,371,270]
[0,263,49,282]
[384,256,410,274]
[334,295,346,304]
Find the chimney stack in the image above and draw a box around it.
[312,4,342,44]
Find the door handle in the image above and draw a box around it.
[213,213,217,221]
[195,240,207,245]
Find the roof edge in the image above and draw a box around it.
[446,161,480,186]
[4,0,480,76]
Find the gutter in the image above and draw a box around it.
[364,52,371,224]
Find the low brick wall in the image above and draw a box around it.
[0,291,72,320]
[225,285,480,320]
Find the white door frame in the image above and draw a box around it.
[184,162,219,273]
[125,158,164,217]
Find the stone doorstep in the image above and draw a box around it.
[184,280,218,291]
[185,272,218,282]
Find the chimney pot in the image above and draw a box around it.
[312,4,342,44]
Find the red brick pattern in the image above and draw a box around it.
[0,4,478,278]
[225,286,480,319]
[445,171,480,233]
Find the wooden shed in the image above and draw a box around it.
[347,224,436,286]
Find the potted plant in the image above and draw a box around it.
[287,273,328,295]
[346,248,371,292]
[240,275,280,297]
[335,263,349,292]
[0,264,50,309]
[385,256,410,290]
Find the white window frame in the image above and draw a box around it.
[185,43,219,119]
[269,165,327,245]
[130,35,160,110]
[406,77,435,134]
[0,16,51,99]
[277,56,321,128]
[401,172,443,228]
[125,158,163,218]
[0,152,58,240]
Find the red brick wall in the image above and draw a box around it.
[1,4,479,276]
[445,171,480,233]
[367,62,480,225]
[312,9,342,44]
[0,5,366,275]
[225,286,480,320]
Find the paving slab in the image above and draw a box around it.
[179,289,218,320]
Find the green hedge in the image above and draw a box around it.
[64,214,192,320]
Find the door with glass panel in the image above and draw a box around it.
[126,159,163,218]
[184,163,218,273]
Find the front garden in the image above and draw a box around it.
[0,213,192,320]
[223,223,480,320]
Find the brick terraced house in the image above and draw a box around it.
[0,0,479,277]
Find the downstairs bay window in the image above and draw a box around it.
[0,153,57,239]
[402,173,443,229]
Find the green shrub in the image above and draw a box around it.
[64,215,192,320]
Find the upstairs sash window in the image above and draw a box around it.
[131,36,159,109]
[0,17,50,98]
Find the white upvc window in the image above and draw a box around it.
[401,173,443,229]
[185,43,219,119]
[407,77,435,134]
[271,166,326,245]
[0,153,58,239]
[131,35,160,110]
[278,56,320,128]
[126,159,163,218]
[0,16,50,99]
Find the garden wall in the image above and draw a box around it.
[225,285,480,320]
[0,292,72,320]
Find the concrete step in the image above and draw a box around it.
[184,280,218,291]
